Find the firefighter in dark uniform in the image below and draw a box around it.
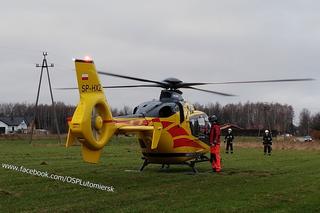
[263,129,272,155]
[224,128,234,154]
[209,115,221,173]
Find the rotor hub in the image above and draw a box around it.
[94,116,103,130]
[162,77,183,89]
[163,77,182,84]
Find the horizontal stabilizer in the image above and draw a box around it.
[118,126,154,133]
[151,122,162,149]
[117,124,162,149]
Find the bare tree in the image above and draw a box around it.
[298,108,311,136]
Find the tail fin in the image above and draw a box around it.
[66,58,116,163]
[74,59,104,95]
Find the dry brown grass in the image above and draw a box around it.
[235,137,320,151]
[0,134,67,140]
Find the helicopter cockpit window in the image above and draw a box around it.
[190,114,210,144]
[190,119,199,137]
[198,117,205,126]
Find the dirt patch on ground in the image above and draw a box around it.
[224,170,273,177]
[0,188,20,197]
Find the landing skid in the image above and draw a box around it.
[161,164,170,170]
[139,155,210,173]
[139,158,150,171]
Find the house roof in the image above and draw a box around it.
[0,117,29,126]
[220,123,244,130]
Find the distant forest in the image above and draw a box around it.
[0,102,319,135]
[193,102,320,136]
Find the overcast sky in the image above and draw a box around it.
[0,0,319,121]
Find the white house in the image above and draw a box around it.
[0,117,29,134]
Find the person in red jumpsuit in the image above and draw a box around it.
[209,115,221,173]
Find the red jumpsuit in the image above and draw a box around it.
[209,123,221,172]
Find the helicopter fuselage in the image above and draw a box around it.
[113,99,211,164]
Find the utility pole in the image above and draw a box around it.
[29,52,61,144]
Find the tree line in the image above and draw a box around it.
[298,108,320,136]
[194,102,295,133]
[0,102,135,134]
[0,102,319,135]
[0,102,75,133]
[193,102,320,135]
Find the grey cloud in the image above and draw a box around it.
[0,0,319,116]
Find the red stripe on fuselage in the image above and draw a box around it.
[152,118,160,122]
[167,125,189,137]
[173,138,203,148]
[161,121,174,128]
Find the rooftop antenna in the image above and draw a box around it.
[29,52,61,144]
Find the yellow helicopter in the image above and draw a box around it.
[64,57,313,172]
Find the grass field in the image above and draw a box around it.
[0,137,319,213]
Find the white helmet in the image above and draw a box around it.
[228,128,232,132]
[265,130,269,133]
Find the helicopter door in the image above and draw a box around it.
[190,115,210,144]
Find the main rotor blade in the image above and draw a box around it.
[97,71,165,86]
[172,78,315,88]
[205,78,315,85]
[179,83,208,87]
[185,86,236,96]
[103,84,161,88]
